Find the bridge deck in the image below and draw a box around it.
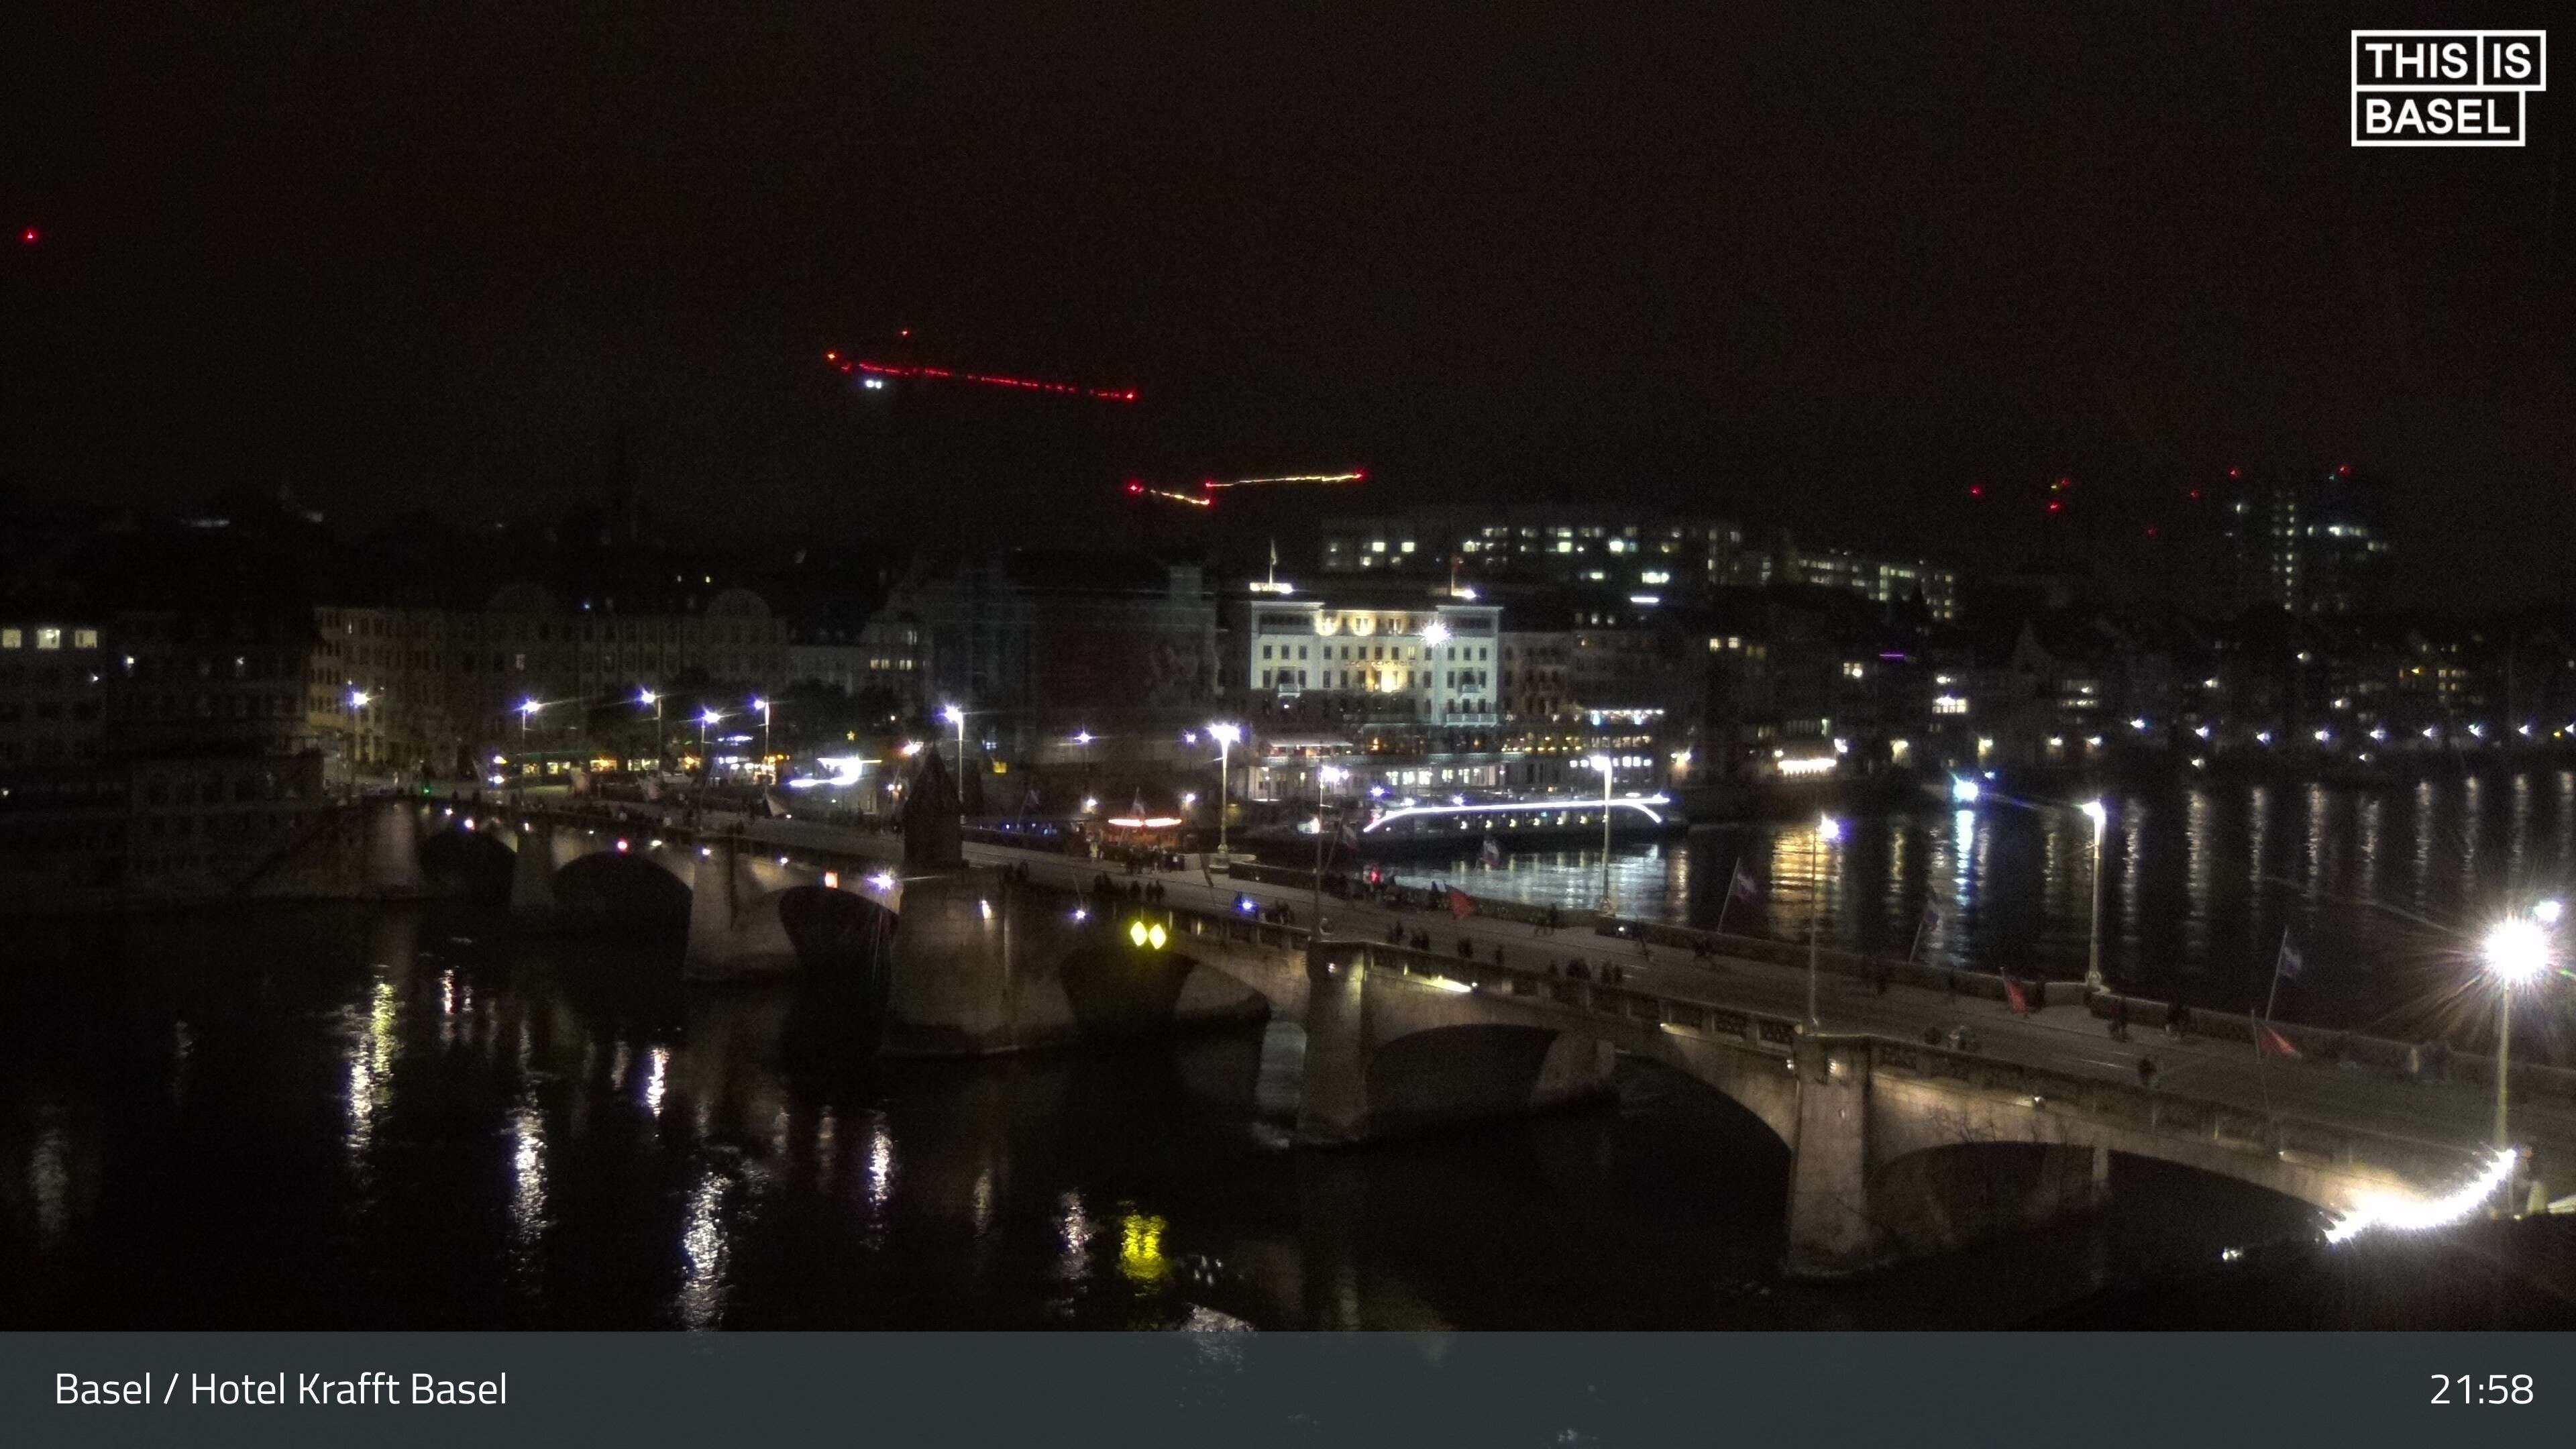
[487,799,2572,1190]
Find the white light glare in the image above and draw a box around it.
[2324,1149,2517,1244]
[2483,917,2551,985]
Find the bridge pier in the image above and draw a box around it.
[1295,943,1616,1146]
[1784,1035,1884,1277]
[684,837,800,981]
[360,798,424,898]
[505,820,564,926]
[880,879,1269,1055]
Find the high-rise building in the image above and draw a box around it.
[2223,467,2392,615]
[1317,508,1957,620]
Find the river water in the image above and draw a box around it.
[1391,767,2576,1040]
[5,773,2572,1330]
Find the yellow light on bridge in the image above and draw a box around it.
[1129,919,1149,948]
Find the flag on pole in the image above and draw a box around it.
[1921,903,1942,932]
[2256,1022,2302,1059]
[1447,887,1476,920]
[1479,836,1503,867]
[1729,863,1761,904]
[2275,936,2304,981]
[2002,976,2031,1015]
[1336,819,1362,849]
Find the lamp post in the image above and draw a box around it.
[753,697,772,779]
[346,688,372,794]
[1209,722,1242,858]
[698,707,722,774]
[637,688,662,768]
[1314,765,1350,927]
[942,704,967,820]
[1588,753,1617,914]
[2481,912,2553,1152]
[1811,814,1843,1026]
[2080,799,2108,991]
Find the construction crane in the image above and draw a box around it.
[1197,470,1366,491]
[823,341,1137,403]
[1124,480,1214,508]
[1118,468,1370,508]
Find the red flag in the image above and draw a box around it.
[1447,887,1475,920]
[2002,977,2031,1015]
[2256,1022,2301,1060]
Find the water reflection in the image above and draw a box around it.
[675,1165,731,1330]
[1395,767,2576,1022]
[0,814,2548,1332]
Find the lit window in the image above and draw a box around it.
[72,628,99,649]
[35,627,62,651]
[0,629,17,649]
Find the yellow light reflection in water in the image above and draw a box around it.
[345,978,398,1166]
[1118,1212,1170,1287]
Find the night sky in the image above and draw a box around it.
[5,3,2570,606]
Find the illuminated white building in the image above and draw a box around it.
[1241,597,1499,725]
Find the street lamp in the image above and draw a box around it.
[518,698,541,740]
[941,704,968,820]
[753,696,772,776]
[1209,722,1242,857]
[1312,765,1352,924]
[2482,913,2553,1151]
[639,688,661,765]
[345,689,372,792]
[699,707,722,767]
[2080,798,2108,991]
[1589,753,1617,913]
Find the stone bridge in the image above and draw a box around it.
[1142,914,2511,1275]
[331,797,2547,1277]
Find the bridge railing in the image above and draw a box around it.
[1271,857,2576,1108]
[471,806,2576,1136]
[1141,904,2497,1189]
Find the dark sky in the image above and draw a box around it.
[6,3,2571,606]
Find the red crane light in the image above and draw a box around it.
[2337,464,2351,476]
[17,227,36,246]
[2227,467,2242,479]
[840,358,1136,403]
[1968,484,1984,498]
[2046,500,2064,515]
